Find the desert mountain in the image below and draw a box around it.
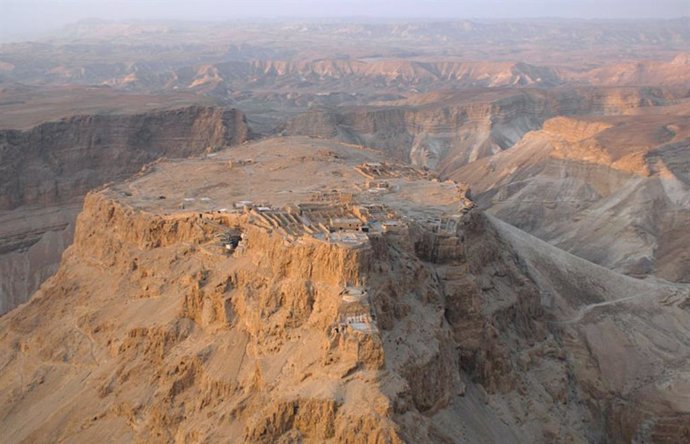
[1,138,688,443]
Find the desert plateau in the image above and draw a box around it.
[1,2,689,443]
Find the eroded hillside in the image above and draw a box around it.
[284,87,676,171]
[451,101,690,281]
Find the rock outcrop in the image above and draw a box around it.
[3,138,687,442]
[0,106,250,314]
[0,163,570,442]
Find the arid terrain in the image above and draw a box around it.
[1,17,689,443]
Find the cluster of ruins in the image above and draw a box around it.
[355,161,435,181]
[200,162,475,252]
[242,200,391,247]
[181,161,477,338]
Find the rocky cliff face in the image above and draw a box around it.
[3,138,687,442]
[0,106,250,314]
[283,87,673,172]
[0,190,586,443]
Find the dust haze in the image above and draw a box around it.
[1,0,688,41]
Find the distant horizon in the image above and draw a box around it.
[1,16,689,43]
[1,0,688,42]
[57,15,690,23]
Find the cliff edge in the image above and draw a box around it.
[1,137,688,442]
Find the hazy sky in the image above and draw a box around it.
[1,0,689,41]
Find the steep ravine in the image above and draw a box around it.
[0,106,250,314]
[283,87,674,172]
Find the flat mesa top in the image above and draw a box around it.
[107,136,468,221]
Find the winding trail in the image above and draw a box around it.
[560,294,646,324]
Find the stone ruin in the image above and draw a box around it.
[355,161,435,181]
[335,286,378,335]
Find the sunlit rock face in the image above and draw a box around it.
[0,106,250,313]
[2,138,688,442]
